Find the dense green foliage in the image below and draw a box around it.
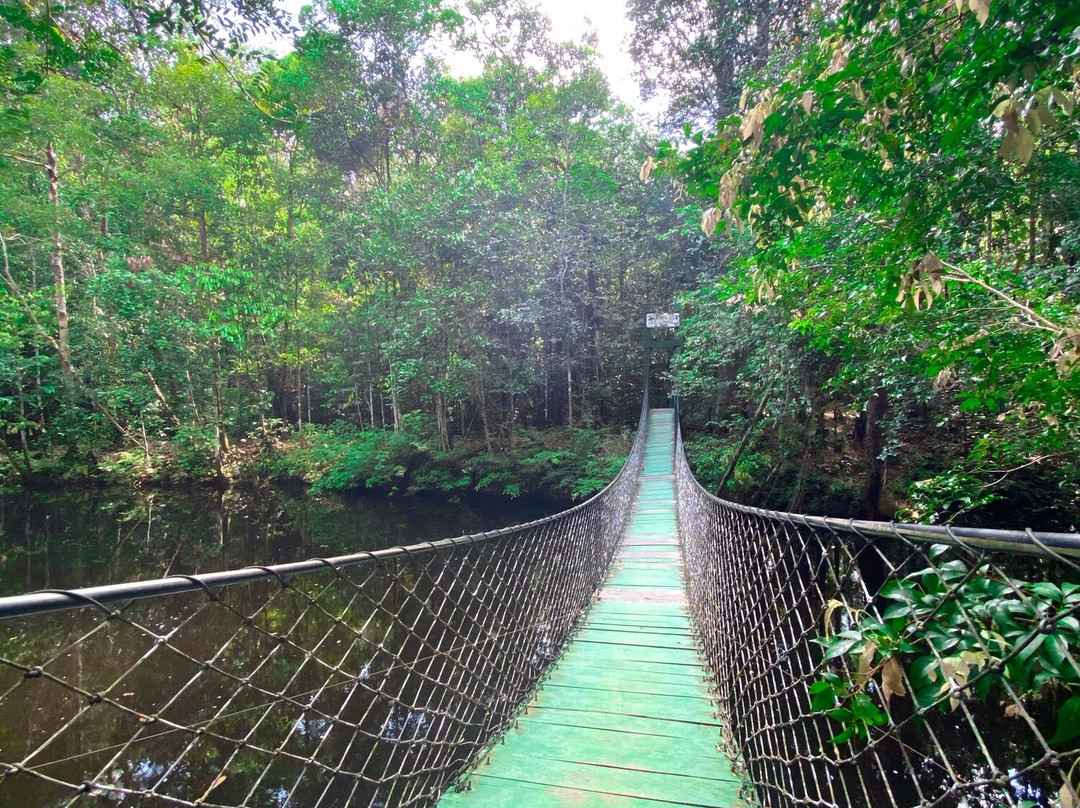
[641,3,1080,798]
[0,0,701,493]
[654,0,1080,526]
[259,419,629,498]
[813,553,1080,746]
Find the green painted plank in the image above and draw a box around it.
[589,603,686,615]
[588,603,687,616]
[575,628,693,649]
[584,619,691,633]
[541,669,708,699]
[607,571,682,586]
[455,755,741,806]
[574,630,699,648]
[515,718,721,761]
[610,559,681,571]
[567,641,702,666]
[524,705,720,740]
[589,599,686,612]
[558,630,698,654]
[612,561,681,571]
[552,656,704,674]
[556,645,705,673]
[605,580,683,591]
[443,775,727,808]
[575,629,693,647]
[585,619,690,632]
[476,723,731,780]
[530,680,713,722]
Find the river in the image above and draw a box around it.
[0,485,568,808]
[0,485,565,596]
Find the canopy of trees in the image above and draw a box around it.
[0,0,704,494]
[652,0,1080,527]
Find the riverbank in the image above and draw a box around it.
[1,422,633,503]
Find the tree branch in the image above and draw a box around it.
[939,259,1060,334]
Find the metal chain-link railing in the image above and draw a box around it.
[0,409,646,808]
[676,426,1080,808]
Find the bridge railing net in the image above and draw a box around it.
[0,415,645,808]
[675,429,1080,808]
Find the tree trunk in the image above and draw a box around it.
[295,312,303,428]
[286,140,297,240]
[787,398,821,512]
[1028,199,1036,268]
[199,209,210,261]
[717,378,776,492]
[508,386,516,449]
[565,350,573,428]
[17,383,31,471]
[862,386,891,519]
[388,359,401,432]
[213,377,228,484]
[45,141,72,375]
[475,379,494,455]
[543,346,550,424]
[436,391,450,452]
[0,439,32,480]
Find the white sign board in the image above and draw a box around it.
[646,312,680,328]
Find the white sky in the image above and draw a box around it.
[255,0,650,113]
[537,0,640,108]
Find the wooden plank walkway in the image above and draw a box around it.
[439,409,744,808]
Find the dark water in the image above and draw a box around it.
[0,486,563,596]
[0,486,569,808]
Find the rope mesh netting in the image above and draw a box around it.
[676,429,1080,808]
[0,416,646,808]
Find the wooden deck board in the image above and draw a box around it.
[438,409,745,808]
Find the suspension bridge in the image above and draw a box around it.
[0,400,1078,808]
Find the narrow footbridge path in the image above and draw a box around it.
[440,410,744,808]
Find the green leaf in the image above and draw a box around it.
[811,689,837,711]
[1048,695,1080,745]
[829,725,857,744]
[823,636,863,660]
[1015,633,1047,665]
[1028,582,1063,602]
[882,602,912,620]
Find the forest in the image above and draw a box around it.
[1,0,1078,528]
[0,0,707,501]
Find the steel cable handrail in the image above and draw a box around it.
[674,418,1080,808]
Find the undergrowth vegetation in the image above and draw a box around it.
[259,421,631,500]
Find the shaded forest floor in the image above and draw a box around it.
[7,406,1075,532]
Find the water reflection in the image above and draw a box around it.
[0,487,561,594]
[0,521,596,808]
